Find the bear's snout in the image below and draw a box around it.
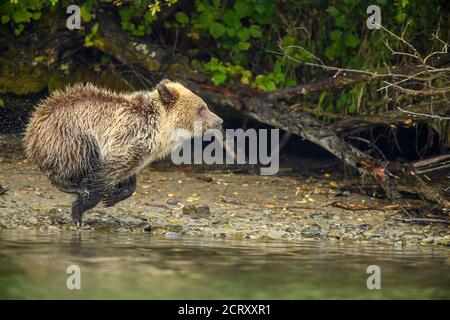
[210,116,223,129]
[203,109,223,129]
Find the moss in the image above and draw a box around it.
[0,55,49,95]
[48,64,144,93]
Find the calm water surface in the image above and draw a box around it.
[0,229,448,299]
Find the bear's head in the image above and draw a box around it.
[156,79,223,136]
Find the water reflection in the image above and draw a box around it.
[0,229,449,299]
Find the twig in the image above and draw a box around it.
[396,218,450,224]
[397,106,450,120]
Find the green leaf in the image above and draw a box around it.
[0,98,4,108]
[132,28,145,36]
[261,79,276,92]
[175,12,189,25]
[249,25,262,38]
[222,9,239,27]
[337,94,348,110]
[34,55,45,62]
[1,15,9,24]
[344,33,359,48]
[226,28,236,36]
[31,12,41,20]
[144,11,156,23]
[253,11,272,25]
[255,2,266,13]
[318,92,327,109]
[330,29,342,41]
[212,73,227,85]
[335,15,346,28]
[238,41,250,50]
[14,24,24,35]
[209,22,225,39]
[119,9,133,22]
[325,46,336,60]
[91,22,99,35]
[348,101,357,114]
[233,0,251,18]
[80,3,92,22]
[285,78,296,87]
[100,54,111,65]
[326,6,340,17]
[12,11,32,24]
[196,11,214,28]
[237,28,249,41]
[282,35,295,46]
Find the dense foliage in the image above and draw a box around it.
[0,0,448,115]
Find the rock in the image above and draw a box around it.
[165,232,181,239]
[166,225,183,233]
[167,199,180,205]
[284,227,297,233]
[121,216,142,225]
[310,213,331,219]
[193,174,213,182]
[48,208,59,214]
[0,184,7,195]
[435,236,450,246]
[265,230,287,240]
[301,230,323,238]
[335,190,350,197]
[403,233,425,240]
[182,204,211,218]
[327,230,341,238]
[214,232,227,239]
[422,237,434,244]
[27,216,39,225]
[356,224,371,231]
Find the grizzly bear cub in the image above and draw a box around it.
[24,79,223,225]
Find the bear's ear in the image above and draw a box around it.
[156,79,179,108]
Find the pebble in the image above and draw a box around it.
[265,230,287,240]
[165,232,181,239]
[356,224,371,231]
[182,204,211,218]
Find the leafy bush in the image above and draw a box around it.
[0,0,447,114]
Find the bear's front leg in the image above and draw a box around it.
[71,189,102,225]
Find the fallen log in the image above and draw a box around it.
[413,154,450,174]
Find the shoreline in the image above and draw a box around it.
[0,135,449,247]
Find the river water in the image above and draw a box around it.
[0,229,448,299]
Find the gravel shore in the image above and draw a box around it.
[1,135,449,246]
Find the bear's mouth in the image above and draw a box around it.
[206,117,224,130]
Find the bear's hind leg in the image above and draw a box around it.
[103,175,137,208]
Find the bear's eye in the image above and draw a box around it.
[197,105,206,114]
